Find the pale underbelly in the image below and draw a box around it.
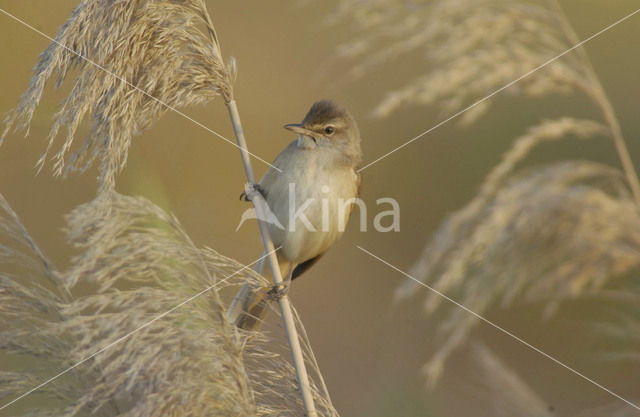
[267,173,357,263]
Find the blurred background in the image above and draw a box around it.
[1,0,639,416]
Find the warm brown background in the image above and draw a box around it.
[1,1,639,416]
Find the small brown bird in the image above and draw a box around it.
[227,100,362,329]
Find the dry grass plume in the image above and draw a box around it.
[1,0,234,191]
[332,0,640,405]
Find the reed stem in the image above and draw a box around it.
[226,99,318,417]
[550,0,640,207]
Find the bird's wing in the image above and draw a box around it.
[291,254,325,281]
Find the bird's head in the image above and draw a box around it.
[284,100,361,164]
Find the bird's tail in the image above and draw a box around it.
[226,252,291,330]
[226,283,270,330]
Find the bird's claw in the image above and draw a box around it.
[267,281,290,301]
[239,183,266,201]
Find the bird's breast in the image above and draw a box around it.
[262,147,359,263]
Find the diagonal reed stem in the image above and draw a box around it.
[549,0,640,207]
[198,2,318,412]
[589,80,640,206]
[226,99,318,417]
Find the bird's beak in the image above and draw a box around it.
[284,123,316,138]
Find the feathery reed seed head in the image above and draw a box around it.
[1,0,234,190]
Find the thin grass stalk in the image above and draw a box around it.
[226,99,318,417]
[292,306,334,406]
[548,0,640,206]
[195,2,318,411]
[1,1,323,413]
[588,80,640,206]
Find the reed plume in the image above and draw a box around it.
[330,0,586,119]
[1,0,234,191]
[1,1,332,415]
[331,0,640,396]
[330,0,640,201]
[331,0,589,118]
[406,160,640,384]
[0,191,338,416]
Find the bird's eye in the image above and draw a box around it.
[324,126,335,135]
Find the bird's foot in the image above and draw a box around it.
[266,280,290,301]
[239,183,266,201]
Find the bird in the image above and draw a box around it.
[227,100,362,330]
